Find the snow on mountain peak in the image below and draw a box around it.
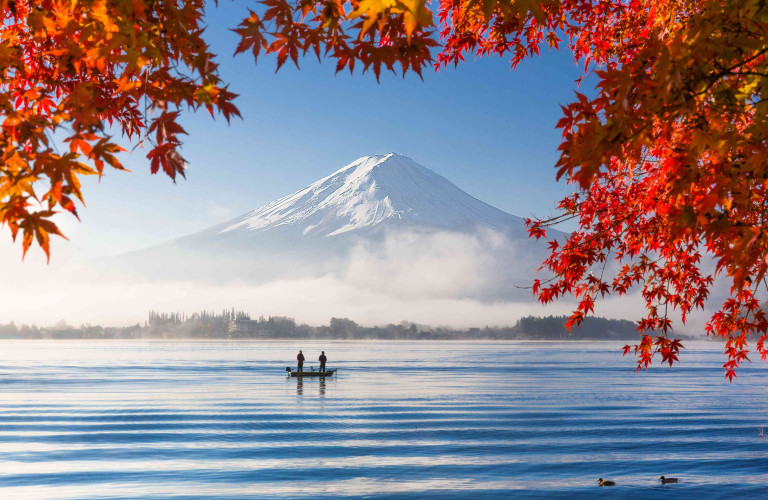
[221,153,522,237]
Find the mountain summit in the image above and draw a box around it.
[217,153,524,239]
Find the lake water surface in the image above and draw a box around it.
[1,340,767,499]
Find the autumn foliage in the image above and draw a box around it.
[2,0,768,378]
[0,0,239,259]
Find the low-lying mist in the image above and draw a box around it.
[0,226,701,330]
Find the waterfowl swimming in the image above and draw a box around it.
[659,476,678,484]
[597,478,616,486]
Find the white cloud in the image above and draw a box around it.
[3,226,704,330]
[343,228,526,299]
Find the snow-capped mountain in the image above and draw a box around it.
[218,153,525,238]
[108,153,554,297]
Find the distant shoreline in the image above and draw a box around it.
[0,313,697,341]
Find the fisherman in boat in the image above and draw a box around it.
[319,351,327,372]
[297,350,305,372]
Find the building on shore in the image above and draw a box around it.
[228,318,261,338]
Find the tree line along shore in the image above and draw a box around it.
[0,311,696,341]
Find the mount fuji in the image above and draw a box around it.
[218,153,527,237]
[108,153,557,298]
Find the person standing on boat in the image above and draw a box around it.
[319,351,327,372]
[297,350,305,372]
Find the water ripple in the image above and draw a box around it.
[0,340,766,499]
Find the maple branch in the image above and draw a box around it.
[534,210,579,227]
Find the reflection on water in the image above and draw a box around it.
[0,340,767,499]
[295,375,329,397]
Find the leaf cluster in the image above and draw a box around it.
[0,0,239,259]
[528,0,768,379]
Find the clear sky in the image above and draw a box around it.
[29,0,587,261]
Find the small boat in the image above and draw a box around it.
[285,367,336,377]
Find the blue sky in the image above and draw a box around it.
[48,1,585,259]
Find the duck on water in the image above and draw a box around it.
[597,476,680,487]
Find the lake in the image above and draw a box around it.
[0,340,767,499]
